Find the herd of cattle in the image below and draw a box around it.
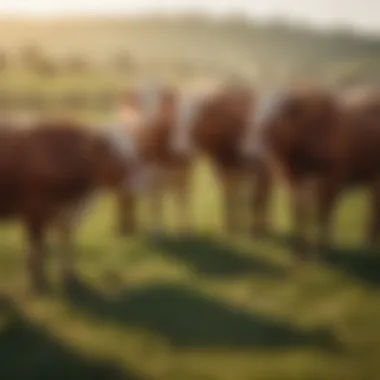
[0,81,379,294]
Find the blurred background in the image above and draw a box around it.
[0,2,380,380]
[0,0,379,121]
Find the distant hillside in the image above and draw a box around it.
[0,15,379,86]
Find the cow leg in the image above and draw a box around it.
[55,215,77,288]
[172,168,192,235]
[315,180,340,259]
[368,181,380,250]
[289,181,313,260]
[25,220,48,294]
[147,177,165,235]
[251,163,273,237]
[116,191,137,236]
[220,169,242,235]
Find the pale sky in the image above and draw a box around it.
[0,0,379,35]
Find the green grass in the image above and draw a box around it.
[0,162,379,380]
[0,15,379,378]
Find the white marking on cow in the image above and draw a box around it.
[138,85,162,124]
[101,125,139,164]
[254,90,288,127]
[338,87,373,109]
[115,85,161,131]
[101,102,164,196]
[241,89,288,159]
[171,93,203,156]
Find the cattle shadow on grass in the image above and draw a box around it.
[145,234,285,279]
[0,297,144,380]
[66,280,340,353]
[323,247,380,287]
[269,232,380,286]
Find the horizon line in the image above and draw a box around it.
[0,10,379,39]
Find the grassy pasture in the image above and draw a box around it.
[0,14,379,380]
[0,161,379,380]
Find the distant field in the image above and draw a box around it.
[0,15,379,120]
[0,70,125,92]
[1,161,379,380]
[0,15,380,87]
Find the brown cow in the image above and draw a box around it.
[242,85,380,259]
[170,83,273,235]
[0,118,153,294]
[115,85,195,236]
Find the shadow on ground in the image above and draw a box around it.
[66,280,340,352]
[325,248,380,287]
[146,234,285,279]
[269,232,380,286]
[0,298,145,380]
